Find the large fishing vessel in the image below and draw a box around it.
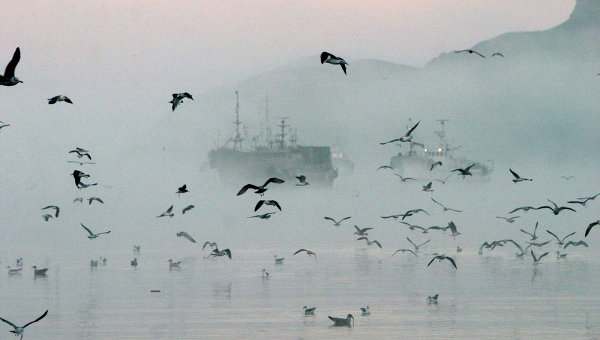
[388,119,493,180]
[209,92,338,186]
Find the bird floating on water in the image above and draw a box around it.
[31,266,48,276]
[320,52,348,74]
[0,47,22,86]
[237,177,285,196]
[303,306,316,315]
[328,314,354,327]
[47,95,73,104]
[131,258,138,267]
[261,269,269,279]
[360,306,371,316]
[0,309,47,340]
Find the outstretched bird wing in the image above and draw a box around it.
[264,177,285,186]
[237,184,260,196]
[0,316,18,330]
[222,249,232,259]
[380,138,401,145]
[177,232,196,243]
[254,200,265,211]
[4,47,20,78]
[586,221,600,237]
[445,256,457,269]
[80,223,94,236]
[545,230,561,243]
[96,231,111,236]
[340,63,347,75]
[293,249,308,256]
[509,168,521,179]
[405,120,420,137]
[271,200,282,211]
[320,52,331,64]
[427,256,438,267]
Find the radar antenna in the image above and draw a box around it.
[232,91,244,151]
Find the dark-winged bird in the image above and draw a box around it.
[0,47,22,86]
[48,95,73,104]
[237,177,285,196]
[169,92,193,111]
[0,309,47,339]
[427,255,457,269]
[255,200,282,211]
[71,170,90,188]
[320,52,348,74]
[380,120,420,145]
[509,169,532,183]
[454,49,485,58]
[452,164,476,178]
[176,184,188,196]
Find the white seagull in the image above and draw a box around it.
[156,205,174,218]
[0,47,22,86]
[324,216,351,227]
[0,309,47,340]
[380,121,420,145]
[80,223,111,239]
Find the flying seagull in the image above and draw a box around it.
[255,200,282,212]
[156,205,174,218]
[394,174,416,182]
[520,222,539,241]
[569,193,600,207]
[380,120,420,145]
[447,221,461,238]
[0,123,10,131]
[531,250,549,265]
[295,175,309,186]
[181,205,195,214]
[585,220,600,237]
[176,184,188,196]
[509,169,532,183]
[353,225,373,236]
[202,241,218,251]
[320,52,348,75]
[210,247,232,259]
[328,314,354,327]
[509,206,537,214]
[71,170,90,188]
[80,223,111,239]
[491,52,504,57]
[536,199,576,215]
[176,231,196,243]
[454,49,485,58]
[376,165,394,171]
[42,214,53,221]
[431,198,462,213]
[324,216,351,227]
[293,248,317,262]
[495,216,520,223]
[430,161,442,171]
[563,240,588,249]
[422,182,434,192]
[561,176,574,181]
[0,309,47,340]
[356,236,382,249]
[452,164,476,178]
[0,47,22,86]
[502,239,526,258]
[69,149,92,160]
[434,174,452,185]
[406,237,431,253]
[546,230,575,246]
[248,212,276,219]
[427,254,457,269]
[41,205,60,218]
[391,248,418,257]
[47,95,73,104]
[88,197,103,205]
[169,92,193,111]
[237,177,285,196]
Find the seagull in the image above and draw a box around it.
[67,160,96,166]
[447,221,461,238]
[561,176,574,180]
[427,294,439,304]
[78,182,98,189]
[563,240,588,249]
[181,205,195,214]
[0,47,22,86]
[454,49,486,58]
[68,149,91,160]
[73,198,84,203]
[293,248,317,262]
[274,255,284,264]
[156,205,174,218]
[0,309,47,340]
[88,197,103,205]
[380,120,421,145]
[434,174,452,185]
[71,170,90,188]
[452,164,476,178]
[394,174,416,182]
[401,208,430,220]
[295,175,309,186]
[391,248,417,257]
[556,251,567,259]
[255,200,282,212]
[430,161,442,171]
[169,92,193,111]
[431,198,462,213]
[7,266,22,275]
[237,177,285,196]
[531,250,549,265]
[47,95,73,104]
[131,258,138,267]
[0,123,10,131]
[328,314,354,327]
[422,182,434,192]
[546,230,575,246]
[527,240,551,248]
[168,259,181,268]
[376,165,394,171]
[324,216,351,227]
[406,237,431,254]
[42,214,53,221]
[502,239,526,257]
[41,205,59,218]
[509,169,532,183]
[176,231,196,243]
[90,260,99,268]
[509,206,537,214]
[133,245,141,253]
[356,237,382,249]
[569,193,600,207]
[210,247,232,259]
[585,220,600,237]
[259,269,269,279]
[536,199,576,215]
[353,225,373,236]
[302,306,316,315]
[320,52,348,75]
[31,266,48,276]
[496,216,520,223]
[427,254,457,269]
[360,306,371,316]
[491,52,504,57]
[248,212,276,219]
[176,184,188,196]
[478,241,504,255]
[80,223,111,239]
[202,241,218,251]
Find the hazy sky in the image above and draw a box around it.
[0,1,574,92]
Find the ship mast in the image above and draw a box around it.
[232,91,244,151]
[435,119,449,152]
[276,117,289,149]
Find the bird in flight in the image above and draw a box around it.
[0,309,48,340]
[176,231,196,243]
[452,164,476,178]
[380,120,420,145]
[353,225,373,236]
[248,212,276,220]
[237,177,285,196]
[561,175,574,181]
[491,52,504,57]
[585,220,600,237]
[88,197,103,205]
[48,95,73,104]
[536,199,576,215]
[563,240,588,249]
[430,161,442,171]
[422,182,434,192]
[80,223,111,239]
[434,174,452,185]
[427,254,457,269]
[394,174,416,182]
[71,170,90,188]
[156,205,174,218]
[42,214,53,221]
[41,205,60,218]
[391,248,418,257]
[320,52,348,75]
[531,250,549,265]
[568,193,600,207]
[255,200,282,212]
[509,169,532,183]
[176,184,188,196]
[295,175,309,186]
[0,47,22,86]
[406,237,431,254]
[323,216,351,227]
[545,230,575,246]
[169,92,193,111]
[181,205,195,214]
[454,49,485,58]
[202,241,218,251]
[210,247,232,259]
[520,222,539,241]
[431,198,462,213]
[293,248,317,262]
[356,236,382,249]
[495,216,520,223]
